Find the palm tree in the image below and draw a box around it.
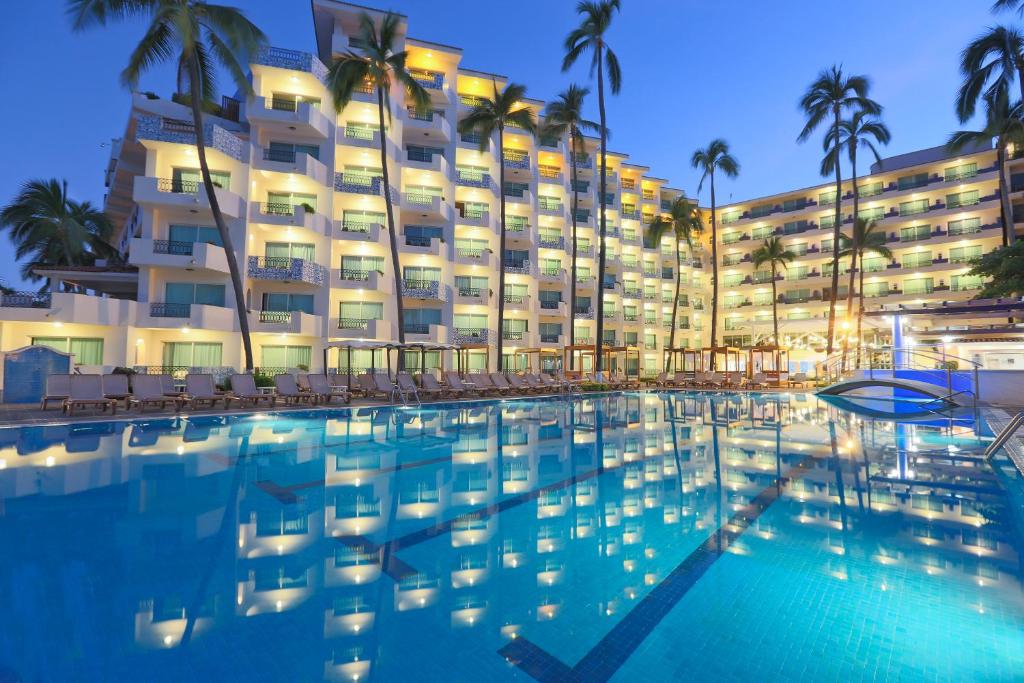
[824,110,890,368]
[69,0,266,370]
[458,82,536,371]
[797,66,881,357]
[968,240,1024,297]
[949,90,1024,246]
[838,219,891,368]
[692,139,739,368]
[956,25,1024,122]
[647,195,703,369]
[326,12,430,352]
[541,86,600,366]
[563,0,621,376]
[0,179,118,287]
[994,0,1024,14]
[751,237,795,346]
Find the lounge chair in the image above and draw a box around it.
[488,373,520,395]
[533,373,562,392]
[444,371,482,396]
[468,373,502,396]
[746,372,769,389]
[704,372,727,389]
[414,373,448,399]
[395,373,422,403]
[40,374,71,410]
[296,373,312,392]
[648,372,670,388]
[724,372,743,388]
[275,374,316,405]
[230,374,276,408]
[789,372,809,388]
[160,374,181,397]
[63,375,118,416]
[101,373,132,408]
[308,374,351,404]
[506,373,538,394]
[184,374,237,410]
[129,374,184,412]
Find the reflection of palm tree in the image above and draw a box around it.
[708,397,724,552]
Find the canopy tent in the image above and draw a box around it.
[747,345,789,385]
[453,343,489,377]
[324,340,458,384]
[510,347,563,374]
[663,347,700,376]
[699,346,744,373]
[562,344,641,379]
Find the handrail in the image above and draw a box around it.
[985,411,1024,459]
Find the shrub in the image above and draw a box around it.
[253,372,275,388]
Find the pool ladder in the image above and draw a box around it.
[985,410,1024,460]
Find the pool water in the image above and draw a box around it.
[0,392,1021,682]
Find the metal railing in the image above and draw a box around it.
[157,178,199,194]
[821,345,982,404]
[153,239,194,255]
[985,411,1024,460]
[150,302,191,318]
[337,318,371,329]
[0,292,51,308]
[258,310,292,323]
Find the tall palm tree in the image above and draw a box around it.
[69,0,266,371]
[956,25,1024,122]
[838,219,891,368]
[458,82,536,371]
[326,12,430,352]
[647,195,703,369]
[949,90,1024,246]
[563,0,621,376]
[0,179,118,287]
[751,237,795,346]
[541,86,600,366]
[994,0,1024,14]
[824,110,890,368]
[692,139,739,368]
[797,66,880,358]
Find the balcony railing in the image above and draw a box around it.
[258,310,292,323]
[502,330,524,341]
[337,318,371,330]
[338,268,370,282]
[402,279,443,299]
[457,287,482,297]
[340,219,375,233]
[539,237,565,249]
[156,178,200,194]
[247,256,327,285]
[150,302,191,318]
[540,300,561,310]
[456,248,485,259]
[254,46,328,83]
[0,292,51,308]
[503,150,530,169]
[504,294,528,304]
[153,240,195,255]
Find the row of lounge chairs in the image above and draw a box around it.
[648,371,810,389]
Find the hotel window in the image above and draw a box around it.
[789,242,808,256]
[949,217,981,235]
[903,277,934,294]
[946,190,979,209]
[900,224,931,242]
[168,224,222,247]
[751,225,773,239]
[577,266,593,281]
[750,204,772,218]
[455,237,488,256]
[342,165,382,185]
[506,215,530,232]
[406,145,443,162]
[454,275,488,296]
[897,172,929,190]
[456,164,488,182]
[820,214,836,230]
[343,121,379,140]
[340,255,383,274]
[786,266,808,281]
[862,281,890,297]
[338,301,383,321]
[31,337,104,365]
[754,312,772,323]
[858,206,884,221]
[861,256,887,272]
[783,220,808,234]
[255,508,309,537]
[899,199,930,216]
[539,227,561,241]
[724,316,745,330]
[403,308,442,330]
[950,245,982,263]
[171,167,230,191]
[722,253,743,266]
[752,269,773,284]
[165,282,225,307]
[503,181,529,197]
[952,274,984,291]
[504,249,530,268]
[857,181,883,198]
[260,345,312,370]
[263,293,314,314]
[722,231,742,244]
[454,313,488,332]
[265,241,315,261]
[786,311,811,320]
[753,291,773,306]
[406,184,443,204]
[723,273,743,287]
[721,210,740,224]
[818,190,836,205]
[901,251,933,268]
[783,198,806,211]
[270,92,320,111]
[402,265,441,283]
[405,225,443,246]
[456,200,489,219]
[944,162,977,182]
[723,294,744,309]
[504,283,529,300]
[538,258,562,276]
[267,140,320,161]
[341,210,384,232]
[503,318,528,335]
[267,191,317,213]
[162,342,222,367]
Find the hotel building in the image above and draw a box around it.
[0,0,1020,379]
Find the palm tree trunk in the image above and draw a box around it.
[377,87,406,359]
[997,137,1016,247]
[841,149,859,371]
[187,57,253,371]
[595,41,608,376]
[771,263,779,344]
[569,132,580,369]
[826,106,843,358]
[667,240,681,372]
[709,172,719,371]
[497,126,507,372]
[856,260,866,368]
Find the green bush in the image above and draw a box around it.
[253,372,276,388]
[581,382,611,392]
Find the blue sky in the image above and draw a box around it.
[0,0,1003,287]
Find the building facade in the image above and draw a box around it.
[0,0,1021,380]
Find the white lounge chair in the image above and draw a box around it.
[129,374,183,412]
[184,374,237,409]
[230,374,276,408]
[64,375,118,416]
[275,374,315,405]
[102,373,132,408]
[40,374,71,410]
[444,371,482,396]
[308,374,351,404]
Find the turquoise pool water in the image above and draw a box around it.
[0,392,1021,681]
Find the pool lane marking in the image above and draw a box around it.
[500,455,818,683]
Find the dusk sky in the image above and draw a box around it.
[0,0,1003,287]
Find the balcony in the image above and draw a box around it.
[133,176,245,218]
[247,96,331,138]
[454,286,490,305]
[405,148,450,176]
[129,238,230,274]
[504,261,532,275]
[403,233,444,257]
[574,308,595,320]
[539,236,565,250]
[454,248,497,268]
[0,292,135,327]
[537,268,567,287]
[538,200,564,217]
[402,279,448,301]
[402,192,452,221]
[455,170,498,193]
[504,189,533,207]
[503,150,530,170]
[249,201,330,236]
[338,124,381,149]
[450,327,490,345]
[538,300,567,317]
[254,148,330,185]
[404,109,452,142]
[455,208,494,229]
[254,46,327,81]
[135,115,246,162]
[250,310,322,336]
[334,317,395,339]
[143,302,237,330]
[334,173,398,201]
[405,323,448,343]
[247,256,328,286]
[539,167,564,184]
[332,218,382,242]
[503,293,531,311]
[332,268,392,294]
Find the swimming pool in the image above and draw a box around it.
[0,392,1021,681]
